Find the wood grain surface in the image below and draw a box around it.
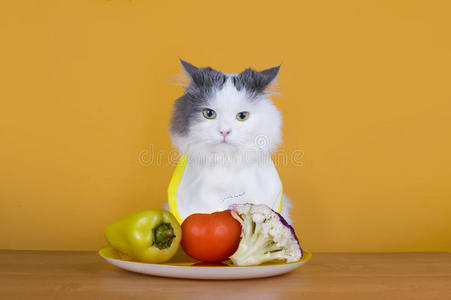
[0,250,450,299]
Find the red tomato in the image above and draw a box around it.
[181,210,242,262]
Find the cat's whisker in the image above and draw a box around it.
[165,72,190,87]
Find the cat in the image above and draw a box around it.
[168,59,292,224]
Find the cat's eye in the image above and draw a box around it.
[202,108,216,119]
[236,111,249,121]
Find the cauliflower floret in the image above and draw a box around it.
[229,203,303,266]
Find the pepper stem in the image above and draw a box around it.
[153,223,175,249]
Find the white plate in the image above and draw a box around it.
[99,247,312,280]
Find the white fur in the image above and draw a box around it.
[172,79,282,159]
[171,78,293,222]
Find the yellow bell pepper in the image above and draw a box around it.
[104,209,181,263]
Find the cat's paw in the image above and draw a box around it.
[281,194,293,225]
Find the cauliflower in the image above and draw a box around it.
[229,203,303,266]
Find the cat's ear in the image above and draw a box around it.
[260,65,280,88]
[235,65,281,93]
[179,58,199,78]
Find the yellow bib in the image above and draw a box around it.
[168,155,283,224]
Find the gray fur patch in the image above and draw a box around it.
[232,66,280,95]
[170,62,227,136]
[170,60,280,136]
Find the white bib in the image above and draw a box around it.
[168,155,283,224]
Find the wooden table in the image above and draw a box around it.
[1,250,450,299]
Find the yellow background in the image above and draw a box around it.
[1,1,450,252]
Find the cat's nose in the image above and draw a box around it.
[220,130,231,137]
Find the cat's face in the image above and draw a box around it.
[170,60,282,160]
